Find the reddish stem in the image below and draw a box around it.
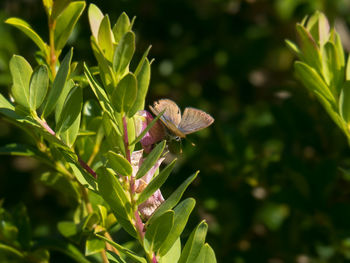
[78,156,97,179]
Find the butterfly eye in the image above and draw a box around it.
[175,136,181,141]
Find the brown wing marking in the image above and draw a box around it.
[149,99,182,127]
[178,107,214,135]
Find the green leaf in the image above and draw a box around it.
[29,65,49,110]
[0,143,37,157]
[68,161,97,191]
[178,221,208,263]
[137,159,177,205]
[130,110,165,146]
[88,4,104,39]
[144,210,174,253]
[129,58,151,116]
[159,198,196,256]
[159,238,181,263]
[112,12,131,44]
[56,86,83,133]
[135,46,152,75]
[55,1,86,51]
[85,237,105,256]
[90,37,116,95]
[97,167,136,236]
[9,55,33,109]
[340,82,350,124]
[113,31,135,78]
[33,238,90,263]
[296,24,323,73]
[0,94,15,111]
[107,151,132,177]
[84,63,117,127]
[323,41,343,96]
[111,73,137,115]
[98,15,114,61]
[60,113,81,147]
[96,234,147,263]
[5,18,48,56]
[294,61,335,105]
[148,171,199,224]
[346,54,350,81]
[107,251,127,263]
[285,39,301,58]
[193,244,216,263]
[0,243,24,258]
[43,48,73,117]
[51,0,70,19]
[57,221,78,238]
[136,140,166,179]
[55,79,75,123]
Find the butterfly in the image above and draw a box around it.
[149,99,214,140]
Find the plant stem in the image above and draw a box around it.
[48,17,57,78]
[78,156,97,179]
[122,116,157,263]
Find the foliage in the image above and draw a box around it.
[0,1,216,262]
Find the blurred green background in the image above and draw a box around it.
[2,0,350,262]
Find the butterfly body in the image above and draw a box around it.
[149,99,214,139]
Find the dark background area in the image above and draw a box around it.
[2,0,350,262]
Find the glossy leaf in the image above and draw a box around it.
[96,234,147,263]
[113,31,135,78]
[51,0,70,19]
[68,162,97,191]
[159,238,181,263]
[60,113,81,147]
[90,37,116,95]
[136,140,166,179]
[85,237,105,256]
[97,168,136,236]
[98,15,114,61]
[107,251,127,263]
[43,48,73,117]
[129,58,151,116]
[144,210,174,253]
[56,86,83,133]
[57,221,78,238]
[294,61,335,105]
[88,3,104,39]
[55,1,86,51]
[107,151,132,177]
[9,55,33,109]
[340,82,350,124]
[55,79,75,123]
[296,24,322,73]
[5,18,48,56]
[111,73,137,115]
[137,159,177,205]
[84,63,117,125]
[29,65,49,110]
[148,171,199,224]
[112,12,131,43]
[178,221,208,263]
[159,198,196,256]
[323,41,343,96]
[193,243,217,263]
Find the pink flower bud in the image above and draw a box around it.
[135,110,165,153]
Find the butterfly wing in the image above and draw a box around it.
[149,99,185,138]
[178,107,214,135]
